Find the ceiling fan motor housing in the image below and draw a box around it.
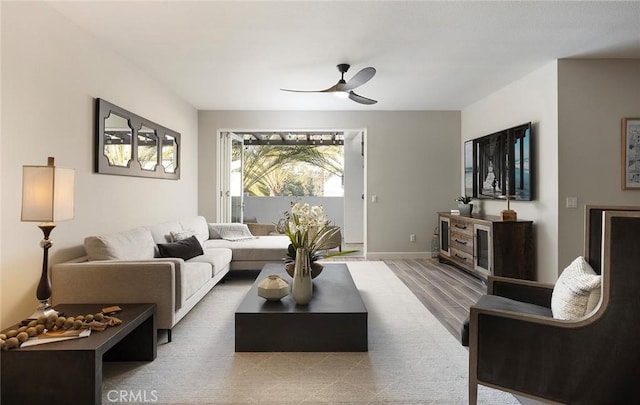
[337,63,350,73]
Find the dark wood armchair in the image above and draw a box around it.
[467,208,640,404]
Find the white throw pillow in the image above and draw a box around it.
[210,223,256,241]
[551,256,602,320]
[170,229,196,242]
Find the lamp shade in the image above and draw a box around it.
[21,157,75,222]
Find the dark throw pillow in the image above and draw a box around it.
[157,235,203,261]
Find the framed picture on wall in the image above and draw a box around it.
[622,118,640,190]
[464,140,475,197]
[468,122,533,201]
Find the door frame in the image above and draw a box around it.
[217,131,244,223]
[216,127,368,257]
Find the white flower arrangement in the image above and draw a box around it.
[282,202,338,263]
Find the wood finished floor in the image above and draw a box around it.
[384,258,486,342]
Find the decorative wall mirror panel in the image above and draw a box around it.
[95,98,180,180]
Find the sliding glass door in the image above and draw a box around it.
[219,132,244,223]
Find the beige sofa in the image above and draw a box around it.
[51,216,289,340]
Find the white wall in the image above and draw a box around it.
[344,132,364,243]
[1,3,198,327]
[462,59,640,282]
[462,61,559,283]
[557,59,640,269]
[199,111,461,258]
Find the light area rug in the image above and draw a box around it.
[102,261,519,404]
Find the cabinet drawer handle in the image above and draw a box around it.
[453,239,467,245]
[454,224,468,230]
[454,253,468,261]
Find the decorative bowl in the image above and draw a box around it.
[284,262,324,279]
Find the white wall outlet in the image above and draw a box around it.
[566,196,578,209]
[371,195,378,203]
[410,234,416,242]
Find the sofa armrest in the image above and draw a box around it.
[51,259,185,330]
[488,275,554,308]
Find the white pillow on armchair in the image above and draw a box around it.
[551,256,602,320]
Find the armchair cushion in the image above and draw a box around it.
[551,256,601,320]
[488,276,554,307]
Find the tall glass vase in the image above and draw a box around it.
[292,247,313,305]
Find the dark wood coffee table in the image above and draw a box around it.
[235,263,368,352]
[1,303,156,404]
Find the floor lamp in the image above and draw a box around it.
[21,157,75,319]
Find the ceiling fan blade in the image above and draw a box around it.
[349,91,377,105]
[281,83,339,93]
[342,67,376,91]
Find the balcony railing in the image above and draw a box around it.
[242,196,344,229]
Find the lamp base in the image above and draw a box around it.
[28,302,57,320]
[500,209,518,221]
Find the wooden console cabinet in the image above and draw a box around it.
[438,212,534,280]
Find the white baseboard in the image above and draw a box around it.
[366,251,433,260]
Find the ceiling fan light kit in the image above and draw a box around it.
[281,63,377,105]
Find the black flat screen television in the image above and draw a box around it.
[464,122,532,201]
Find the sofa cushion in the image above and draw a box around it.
[179,216,209,245]
[148,221,182,245]
[85,227,156,261]
[182,261,213,301]
[189,248,233,276]
[551,256,602,320]
[158,236,204,261]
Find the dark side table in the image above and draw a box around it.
[1,303,156,404]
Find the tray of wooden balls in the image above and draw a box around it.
[0,309,122,351]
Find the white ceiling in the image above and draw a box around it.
[49,1,640,111]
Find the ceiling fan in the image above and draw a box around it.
[281,64,377,105]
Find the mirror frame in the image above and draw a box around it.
[95,98,180,180]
